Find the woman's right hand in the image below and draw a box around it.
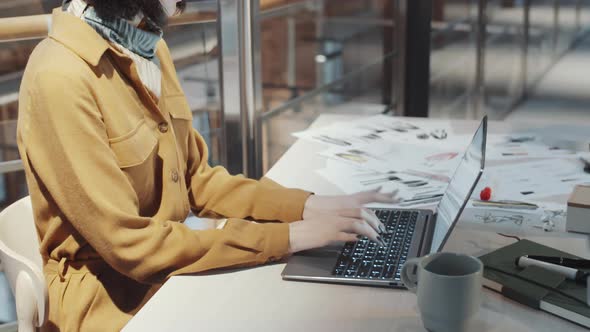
[288,215,381,254]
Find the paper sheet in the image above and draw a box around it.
[293,115,459,149]
[318,142,463,176]
[459,199,568,236]
[474,159,590,201]
[486,134,579,160]
[316,160,448,207]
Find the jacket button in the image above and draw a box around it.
[158,122,169,133]
[171,170,179,183]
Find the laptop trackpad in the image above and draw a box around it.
[282,247,340,279]
[296,244,343,257]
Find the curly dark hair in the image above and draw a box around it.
[85,0,186,28]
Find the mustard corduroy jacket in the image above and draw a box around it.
[17,9,310,331]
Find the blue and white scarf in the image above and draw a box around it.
[64,0,164,97]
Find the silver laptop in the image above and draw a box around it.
[282,116,487,288]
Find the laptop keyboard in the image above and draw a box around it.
[331,210,419,281]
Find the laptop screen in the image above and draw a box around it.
[429,116,487,253]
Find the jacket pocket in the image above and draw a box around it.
[164,95,193,164]
[165,95,193,121]
[108,119,158,168]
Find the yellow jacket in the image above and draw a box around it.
[17,9,310,331]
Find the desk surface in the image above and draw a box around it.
[124,115,589,332]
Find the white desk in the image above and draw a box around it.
[123,115,589,332]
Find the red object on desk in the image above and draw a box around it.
[480,187,492,201]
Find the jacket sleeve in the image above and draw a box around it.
[185,128,311,222]
[19,71,291,284]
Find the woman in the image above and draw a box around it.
[17,1,397,330]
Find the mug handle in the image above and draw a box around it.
[401,257,421,293]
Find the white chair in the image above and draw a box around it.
[0,197,47,332]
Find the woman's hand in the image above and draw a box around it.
[288,214,381,253]
[289,188,401,253]
[302,187,400,221]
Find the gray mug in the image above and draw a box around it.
[401,252,483,332]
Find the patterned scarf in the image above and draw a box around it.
[64,0,164,97]
[82,7,163,65]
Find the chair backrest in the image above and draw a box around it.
[0,197,47,332]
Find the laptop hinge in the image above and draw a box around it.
[419,213,435,256]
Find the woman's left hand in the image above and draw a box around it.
[303,188,400,245]
[302,187,400,233]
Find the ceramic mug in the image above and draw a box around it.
[401,252,483,332]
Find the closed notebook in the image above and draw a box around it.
[479,239,590,328]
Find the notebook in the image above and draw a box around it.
[479,239,590,328]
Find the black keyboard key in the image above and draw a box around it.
[374,254,386,263]
[384,264,396,278]
[345,269,356,277]
[370,269,382,278]
[350,258,362,270]
[352,251,364,257]
[358,262,371,277]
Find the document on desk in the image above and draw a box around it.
[480,159,590,201]
[487,136,578,160]
[460,201,568,235]
[293,115,461,149]
[316,160,448,207]
[318,142,463,175]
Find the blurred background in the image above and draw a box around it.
[0,0,588,212]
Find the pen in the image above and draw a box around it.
[314,135,351,146]
[516,256,590,306]
[472,199,538,210]
[399,195,443,207]
[401,193,443,203]
[526,255,590,269]
[515,255,589,284]
[502,152,529,156]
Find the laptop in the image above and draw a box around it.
[282,116,487,288]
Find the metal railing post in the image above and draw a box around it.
[215,2,228,170]
[218,0,242,175]
[217,0,263,178]
[521,0,531,99]
[552,0,559,58]
[287,16,296,98]
[253,1,264,179]
[393,0,407,116]
[576,0,582,35]
[474,0,487,118]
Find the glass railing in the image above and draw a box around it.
[258,0,400,173]
[483,0,526,118]
[218,0,402,176]
[430,0,478,119]
[429,0,589,121]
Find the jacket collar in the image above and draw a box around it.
[49,8,110,67]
